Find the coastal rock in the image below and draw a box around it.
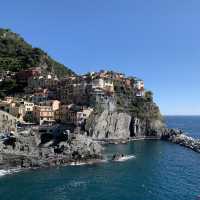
[130,117,165,138]
[161,129,200,153]
[86,110,132,139]
[112,153,125,161]
[67,134,103,159]
[0,110,21,133]
[86,109,165,140]
[0,129,103,169]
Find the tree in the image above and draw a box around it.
[145,91,153,102]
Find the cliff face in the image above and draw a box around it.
[86,110,165,140]
[86,110,131,139]
[130,117,165,137]
[86,84,165,139]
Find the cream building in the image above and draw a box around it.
[134,79,144,90]
[33,105,54,125]
[134,79,145,97]
[33,100,60,125]
[39,100,60,111]
[92,78,114,93]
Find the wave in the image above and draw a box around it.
[69,159,108,166]
[70,162,87,166]
[114,155,136,162]
[0,168,21,177]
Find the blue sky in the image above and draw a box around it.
[0,0,200,115]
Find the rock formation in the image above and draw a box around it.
[86,110,132,139]
[0,110,21,133]
[86,109,165,140]
[0,129,103,169]
[161,129,200,153]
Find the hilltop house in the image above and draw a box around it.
[134,79,145,97]
[27,73,59,93]
[58,77,88,105]
[16,67,41,84]
[91,77,114,93]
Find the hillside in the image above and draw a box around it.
[0,28,74,77]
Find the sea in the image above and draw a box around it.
[0,116,200,200]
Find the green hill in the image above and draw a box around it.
[0,28,74,77]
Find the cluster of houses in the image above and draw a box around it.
[0,68,145,128]
[0,97,93,127]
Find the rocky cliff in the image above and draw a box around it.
[83,69,166,140]
[86,110,132,139]
[86,110,165,140]
[86,85,165,140]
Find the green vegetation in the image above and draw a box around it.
[0,28,74,76]
[0,80,17,98]
[113,79,162,121]
[0,28,75,97]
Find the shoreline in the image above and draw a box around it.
[0,158,106,176]
[0,132,199,176]
[95,133,200,154]
[0,137,161,174]
[94,136,161,145]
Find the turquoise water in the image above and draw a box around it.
[0,116,200,200]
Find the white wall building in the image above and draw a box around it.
[92,78,114,92]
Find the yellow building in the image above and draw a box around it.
[33,100,60,125]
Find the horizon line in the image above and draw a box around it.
[164,114,200,116]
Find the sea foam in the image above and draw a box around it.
[114,155,136,162]
[0,169,21,177]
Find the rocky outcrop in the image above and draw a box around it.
[0,110,21,133]
[130,117,165,138]
[161,129,200,153]
[86,110,132,139]
[0,129,103,169]
[86,109,165,140]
